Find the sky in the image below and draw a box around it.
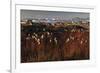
[21,10,89,20]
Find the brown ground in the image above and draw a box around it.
[21,24,89,63]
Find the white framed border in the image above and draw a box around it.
[11,1,96,73]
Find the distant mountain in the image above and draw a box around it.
[72,17,89,22]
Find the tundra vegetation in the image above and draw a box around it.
[21,19,89,63]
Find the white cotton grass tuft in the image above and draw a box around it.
[66,38,70,43]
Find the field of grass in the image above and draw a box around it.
[21,21,89,63]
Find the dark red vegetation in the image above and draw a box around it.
[21,23,89,63]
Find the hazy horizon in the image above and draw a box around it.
[21,10,89,20]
